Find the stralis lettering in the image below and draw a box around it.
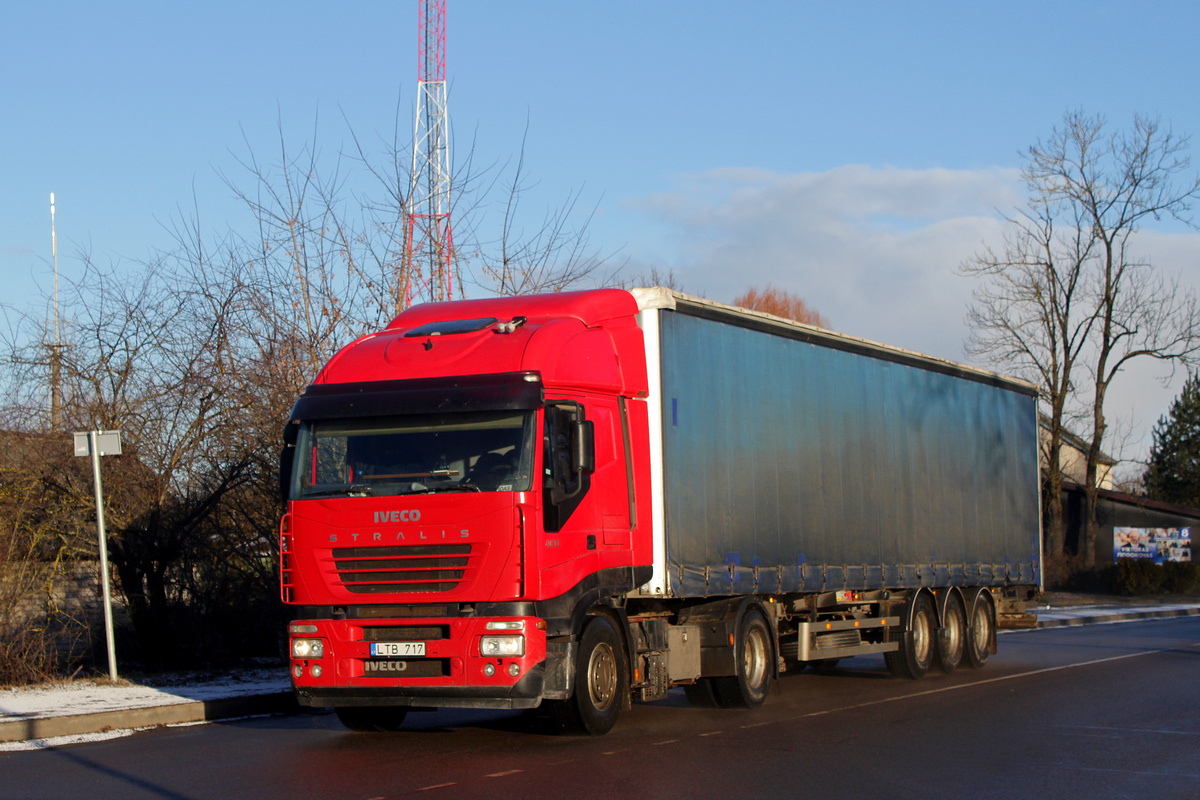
[327,529,470,544]
[374,510,420,523]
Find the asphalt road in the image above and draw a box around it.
[5,617,1199,800]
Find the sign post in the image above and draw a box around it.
[74,430,122,681]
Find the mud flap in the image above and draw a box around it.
[542,640,576,700]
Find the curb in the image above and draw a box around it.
[0,692,297,745]
[1035,605,1200,629]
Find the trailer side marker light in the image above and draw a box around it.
[634,668,641,682]
[825,623,833,630]
[854,621,860,627]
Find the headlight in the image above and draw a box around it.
[480,635,525,657]
[291,638,325,659]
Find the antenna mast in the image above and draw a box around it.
[404,0,454,307]
[49,193,64,431]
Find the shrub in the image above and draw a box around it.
[1098,559,1199,596]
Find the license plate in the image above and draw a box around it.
[370,641,426,658]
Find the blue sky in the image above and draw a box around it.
[4,1,1200,466]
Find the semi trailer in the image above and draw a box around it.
[280,287,1041,734]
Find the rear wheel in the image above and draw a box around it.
[935,594,966,674]
[334,706,408,732]
[550,615,627,735]
[886,593,935,679]
[965,592,994,669]
[712,608,774,708]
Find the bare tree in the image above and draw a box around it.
[0,101,620,671]
[963,111,1200,573]
[452,123,616,297]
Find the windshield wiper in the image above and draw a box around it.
[302,485,376,498]
[427,482,482,493]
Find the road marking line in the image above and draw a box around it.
[1077,767,1200,779]
[1059,724,1200,737]
[417,783,459,791]
[485,770,523,778]
[769,645,1189,728]
[653,739,678,745]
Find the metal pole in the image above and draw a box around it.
[89,431,119,681]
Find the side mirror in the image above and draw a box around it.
[280,421,299,504]
[572,420,595,475]
[279,446,295,505]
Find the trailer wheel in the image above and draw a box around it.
[551,615,627,735]
[935,594,966,674]
[334,707,408,732]
[712,608,773,708]
[965,592,995,669]
[886,593,934,679]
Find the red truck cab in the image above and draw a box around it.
[280,289,651,732]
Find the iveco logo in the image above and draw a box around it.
[374,510,421,523]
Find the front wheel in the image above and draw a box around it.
[712,608,774,708]
[334,706,408,732]
[550,615,628,735]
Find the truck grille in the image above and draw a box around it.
[332,544,471,594]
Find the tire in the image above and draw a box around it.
[334,706,408,732]
[551,614,627,735]
[886,593,935,680]
[712,609,774,708]
[965,591,994,669]
[935,594,966,674]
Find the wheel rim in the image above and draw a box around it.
[971,603,991,649]
[913,607,932,663]
[743,625,768,691]
[945,604,963,657]
[587,641,618,712]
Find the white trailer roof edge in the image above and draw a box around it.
[629,286,1037,397]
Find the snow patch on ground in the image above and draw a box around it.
[0,668,290,722]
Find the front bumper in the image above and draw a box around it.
[288,615,553,710]
[295,661,548,710]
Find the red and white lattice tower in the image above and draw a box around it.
[404,0,454,305]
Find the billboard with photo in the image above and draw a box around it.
[1113,527,1192,563]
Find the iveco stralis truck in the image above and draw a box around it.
[280,287,1041,734]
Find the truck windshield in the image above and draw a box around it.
[292,410,536,499]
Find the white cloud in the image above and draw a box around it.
[630,164,1200,459]
[635,165,1023,361]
